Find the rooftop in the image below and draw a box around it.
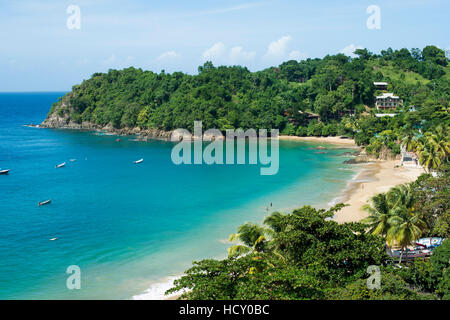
[376,92,400,99]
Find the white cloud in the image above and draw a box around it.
[187,2,265,17]
[229,46,256,64]
[287,50,305,61]
[445,46,450,59]
[264,35,292,59]
[340,44,363,58]
[202,42,226,61]
[157,51,180,61]
[201,43,255,65]
[102,54,116,65]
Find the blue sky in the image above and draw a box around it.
[1,0,449,91]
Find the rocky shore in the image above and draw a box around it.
[40,108,173,140]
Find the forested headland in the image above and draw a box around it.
[43,46,449,161]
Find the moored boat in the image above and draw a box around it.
[134,158,144,164]
[0,169,10,175]
[38,200,51,206]
[55,162,66,168]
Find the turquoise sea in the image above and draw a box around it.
[0,92,358,299]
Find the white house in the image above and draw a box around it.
[375,93,403,110]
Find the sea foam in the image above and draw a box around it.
[132,276,182,300]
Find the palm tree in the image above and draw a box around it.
[386,184,415,210]
[386,185,425,263]
[361,193,392,237]
[263,211,285,234]
[227,211,286,258]
[227,223,267,258]
[401,129,418,152]
[429,126,450,158]
[387,208,425,264]
[418,140,444,173]
[363,184,426,264]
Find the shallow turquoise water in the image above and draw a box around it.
[0,93,357,299]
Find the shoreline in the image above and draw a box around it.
[38,122,359,147]
[278,135,358,147]
[333,160,425,223]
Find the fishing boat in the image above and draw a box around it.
[388,248,429,261]
[0,169,10,175]
[134,159,144,164]
[69,159,77,162]
[49,238,58,241]
[55,162,66,168]
[416,237,444,248]
[38,200,51,206]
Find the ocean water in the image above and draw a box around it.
[0,92,358,299]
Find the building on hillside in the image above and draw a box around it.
[298,110,320,122]
[285,109,321,125]
[375,93,403,110]
[373,82,388,90]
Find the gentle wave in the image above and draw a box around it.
[132,276,182,300]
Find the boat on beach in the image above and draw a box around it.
[0,169,10,175]
[55,162,66,168]
[134,159,144,164]
[38,200,51,206]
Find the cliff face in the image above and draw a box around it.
[40,102,87,129]
[344,147,401,164]
[40,101,173,140]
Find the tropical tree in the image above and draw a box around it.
[227,223,268,257]
[427,126,450,158]
[417,140,445,173]
[362,193,392,237]
[386,185,425,263]
[401,129,418,152]
[227,211,287,258]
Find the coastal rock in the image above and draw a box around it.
[40,101,174,140]
[343,146,400,164]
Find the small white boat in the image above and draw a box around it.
[0,169,10,175]
[134,159,144,164]
[38,200,51,206]
[69,159,77,162]
[55,162,66,168]
[49,238,58,241]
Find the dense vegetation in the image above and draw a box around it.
[167,168,449,300]
[48,45,449,300]
[49,45,449,138]
[48,45,449,168]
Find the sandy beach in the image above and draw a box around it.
[334,160,425,223]
[279,135,358,146]
[278,136,424,223]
